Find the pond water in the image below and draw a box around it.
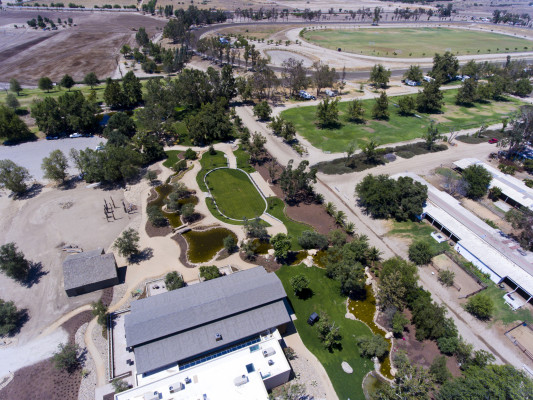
[313,250,328,268]
[251,239,272,254]
[148,184,198,228]
[182,228,237,263]
[362,371,388,399]
[348,285,394,380]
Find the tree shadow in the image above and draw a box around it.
[14,109,29,117]
[77,348,88,369]
[23,262,49,288]
[8,308,29,337]
[15,183,43,200]
[129,247,154,264]
[295,287,314,300]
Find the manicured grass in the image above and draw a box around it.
[276,265,374,400]
[234,146,255,173]
[196,150,228,192]
[205,168,266,220]
[484,285,533,325]
[388,220,451,255]
[162,150,182,169]
[281,90,522,153]
[266,197,314,251]
[303,27,533,58]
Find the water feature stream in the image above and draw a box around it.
[182,228,237,263]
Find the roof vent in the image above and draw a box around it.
[215,333,222,341]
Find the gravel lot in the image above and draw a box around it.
[0,137,105,182]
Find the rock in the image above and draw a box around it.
[345,312,356,320]
[303,255,314,267]
[385,332,393,339]
[307,249,318,256]
[341,361,353,374]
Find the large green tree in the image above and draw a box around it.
[38,76,53,93]
[0,242,30,282]
[404,65,423,82]
[53,343,80,372]
[270,233,291,260]
[186,101,233,145]
[461,164,492,199]
[370,64,391,88]
[372,91,389,120]
[41,149,69,183]
[113,228,140,258]
[165,271,185,291]
[104,78,125,109]
[456,78,478,105]
[9,78,22,96]
[312,60,337,96]
[122,71,143,108]
[0,160,32,195]
[59,74,75,91]
[316,97,340,127]
[431,52,459,83]
[347,99,365,123]
[0,298,19,336]
[0,105,31,142]
[417,79,444,113]
[83,72,100,89]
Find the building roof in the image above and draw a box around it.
[62,248,117,291]
[453,158,533,210]
[125,267,291,375]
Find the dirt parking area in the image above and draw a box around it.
[0,183,137,343]
[0,10,165,85]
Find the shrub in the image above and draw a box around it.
[498,163,516,175]
[111,378,129,393]
[0,299,19,336]
[356,334,389,359]
[465,292,494,320]
[184,148,197,160]
[91,300,108,327]
[113,228,140,258]
[315,312,342,350]
[173,160,187,172]
[408,241,435,265]
[53,343,80,373]
[290,274,310,296]
[147,205,167,227]
[438,270,455,287]
[223,235,237,253]
[165,271,185,291]
[199,265,220,281]
[391,311,409,336]
[429,355,452,384]
[297,230,328,250]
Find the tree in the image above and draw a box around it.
[9,78,22,96]
[135,26,149,47]
[282,57,308,97]
[38,76,53,93]
[290,274,310,296]
[41,149,69,183]
[0,105,31,142]
[372,91,389,120]
[104,78,125,109]
[270,233,291,260]
[165,271,185,291]
[514,78,532,97]
[53,343,80,373]
[465,293,494,320]
[163,18,186,44]
[223,235,237,253]
[505,208,533,250]
[199,265,220,281]
[279,160,317,203]
[408,241,435,265]
[316,97,339,128]
[91,299,108,327]
[297,231,328,250]
[253,101,272,121]
[461,164,492,199]
[113,228,140,258]
[347,99,365,123]
[429,356,452,384]
[377,270,406,311]
[0,244,29,286]
[6,93,20,110]
[438,270,455,287]
[499,106,533,159]
[111,378,129,394]
[147,205,167,227]
[83,72,100,89]
[404,65,423,82]
[370,64,391,88]
[0,299,19,336]
[0,159,31,195]
[312,60,336,96]
[144,170,157,183]
[357,334,389,359]
[392,311,409,336]
[59,74,75,91]
[397,96,416,116]
[431,52,459,83]
[456,78,478,105]
[423,121,442,150]
[244,217,269,241]
[122,71,143,108]
[187,101,233,145]
[315,313,341,350]
[417,79,444,113]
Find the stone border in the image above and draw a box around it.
[203,167,268,222]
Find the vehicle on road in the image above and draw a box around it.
[489,138,499,144]
[69,133,83,138]
[298,90,316,100]
[46,136,59,140]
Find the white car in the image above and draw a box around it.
[70,133,83,138]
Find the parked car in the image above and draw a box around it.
[298,90,315,100]
[489,138,499,144]
[325,89,338,97]
[69,133,83,138]
[95,144,104,151]
[46,135,59,140]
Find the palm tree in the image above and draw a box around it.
[345,221,355,234]
[335,210,346,227]
[325,202,336,216]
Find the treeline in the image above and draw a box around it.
[493,9,531,26]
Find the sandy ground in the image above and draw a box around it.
[0,10,165,84]
[432,254,483,296]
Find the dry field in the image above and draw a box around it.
[509,323,533,356]
[0,10,165,85]
[37,0,138,6]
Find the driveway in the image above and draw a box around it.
[0,137,106,182]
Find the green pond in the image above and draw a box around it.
[149,184,198,228]
[362,371,389,399]
[182,228,237,263]
[251,239,272,254]
[348,285,394,380]
[291,251,308,265]
[312,250,328,268]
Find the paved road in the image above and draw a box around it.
[0,137,105,182]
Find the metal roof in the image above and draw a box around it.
[62,248,117,290]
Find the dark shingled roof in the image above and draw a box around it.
[62,248,117,291]
[125,267,291,375]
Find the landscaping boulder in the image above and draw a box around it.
[385,332,393,339]
[342,361,353,374]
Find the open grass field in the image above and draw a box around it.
[266,197,314,250]
[214,24,298,40]
[276,265,374,400]
[303,27,533,57]
[281,89,523,153]
[205,168,266,220]
[388,220,451,255]
[196,150,228,192]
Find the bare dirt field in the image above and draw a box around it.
[432,254,484,296]
[508,323,533,356]
[0,183,136,343]
[0,10,165,84]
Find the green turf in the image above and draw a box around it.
[162,150,182,169]
[484,285,533,325]
[281,89,522,153]
[205,168,266,220]
[266,197,314,250]
[234,146,255,173]
[276,265,374,400]
[196,151,228,192]
[388,220,451,255]
[303,27,533,58]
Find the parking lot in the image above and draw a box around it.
[0,137,105,181]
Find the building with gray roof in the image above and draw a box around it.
[124,266,291,376]
[62,248,118,297]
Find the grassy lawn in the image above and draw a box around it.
[205,168,266,220]
[388,220,451,255]
[303,27,533,58]
[196,150,228,192]
[281,89,522,153]
[233,146,255,173]
[266,197,314,251]
[276,265,374,400]
[162,150,182,169]
[483,285,533,325]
